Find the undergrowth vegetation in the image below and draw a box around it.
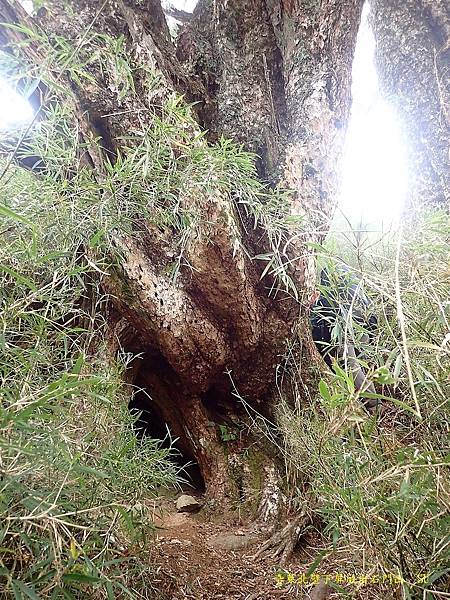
[0,159,182,598]
[277,213,450,599]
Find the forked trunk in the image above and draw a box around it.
[0,0,362,506]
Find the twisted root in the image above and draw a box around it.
[253,508,311,565]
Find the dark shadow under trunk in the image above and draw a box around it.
[128,349,207,492]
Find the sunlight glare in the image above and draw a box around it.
[338,3,408,229]
[0,79,34,131]
[21,1,33,13]
[169,0,198,11]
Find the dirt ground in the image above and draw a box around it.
[144,491,403,600]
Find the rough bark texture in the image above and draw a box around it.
[370,0,450,213]
[0,0,362,504]
[181,0,362,221]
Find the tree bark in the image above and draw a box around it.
[370,0,450,213]
[0,0,362,507]
[181,0,362,218]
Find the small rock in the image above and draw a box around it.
[207,532,260,550]
[308,581,332,600]
[175,494,201,513]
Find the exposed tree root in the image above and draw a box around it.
[253,508,312,565]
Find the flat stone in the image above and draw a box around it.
[207,532,259,551]
[175,494,201,513]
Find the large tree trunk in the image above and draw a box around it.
[370,0,450,213]
[0,0,362,508]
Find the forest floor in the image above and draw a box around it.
[144,490,402,600]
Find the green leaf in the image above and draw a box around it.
[11,580,41,600]
[71,355,85,375]
[393,354,403,381]
[319,379,331,402]
[0,265,37,291]
[89,229,106,248]
[427,568,450,585]
[306,550,329,576]
[115,506,135,537]
[62,572,102,584]
[105,581,115,600]
[0,203,32,226]
[361,392,420,417]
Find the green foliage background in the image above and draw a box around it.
[277,212,450,598]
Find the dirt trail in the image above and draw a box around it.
[146,492,319,600]
[145,491,402,600]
